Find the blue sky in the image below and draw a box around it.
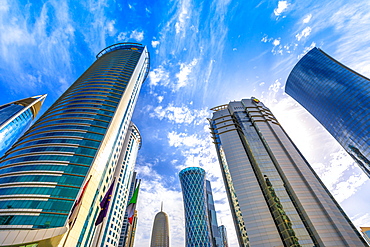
[0,0,369,246]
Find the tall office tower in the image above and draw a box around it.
[285,47,370,177]
[218,225,228,247]
[98,124,142,247]
[206,180,222,246]
[0,95,46,156]
[209,98,367,247]
[0,43,149,247]
[119,172,140,247]
[179,167,212,246]
[150,204,170,247]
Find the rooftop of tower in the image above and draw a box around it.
[96,42,150,83]
[96,42,145,59]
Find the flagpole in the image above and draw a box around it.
[92,177,117,247]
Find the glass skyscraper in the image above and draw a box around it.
[206,180,223,247]
[285,47,370,177]
[150,204,170,247]
[0,94,46,156]
[179,167,212,246]
[218,225,228,247]
[0,43,149,247]
[209,98,367,247]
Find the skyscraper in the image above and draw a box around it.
[218,225,228,247]
[209,98,367,246]
[179,167,212,246]
[150,203,170,247]
[98,124,142,247]
[206,180,222,247]
[0,43,149,247]
[0,94,46,156]
[119,171,140,247]
[285,47,370,177]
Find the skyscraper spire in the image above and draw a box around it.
[161,201,163,212]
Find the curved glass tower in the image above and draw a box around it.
[285,47,370,177]
[0,95,46,156]
[179,167,212,247]
[150,205,170,247]
[0,43,149,247]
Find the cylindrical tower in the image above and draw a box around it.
[0,43,149,247]
[179,167,212,247]
[150,208,170,247]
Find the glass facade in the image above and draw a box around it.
[206,180,222,247]
[0,95,46,157]
[218,225,228,247]
[285,47,370,177]
[179,167,212,247]
[209,98,367,246]
[0,43,149,247]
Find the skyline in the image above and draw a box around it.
[0,0,369,246]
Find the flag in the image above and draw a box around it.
[95,178,116,226]
[126,181,140,224]
[68,175,91,228]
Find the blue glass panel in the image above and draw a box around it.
[0,109,33,157]
[286,47,370,177]
[0,104,24,125]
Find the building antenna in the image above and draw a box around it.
[161,201,163,212]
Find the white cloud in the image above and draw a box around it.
[271,39,284,55]
[175,58,198,90]
[151,40,160,48]
[130,30,144,42]
[175,0,190,34]
[105,20,116,36]
[150,104,208,125]
[272,39,280,46]
[303,14,312,23]
[351,213,370,231]
[148,65,169,87]
[269,79,282,93]
[168,132,204,147]
[259,82,265,86]
[296,26,312,41]
[0,0,76,95]
[312,150,368,202]
[117,30,144,42]
[117,31,128,41]
[274,1,290,17]
[157,96,164,103]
